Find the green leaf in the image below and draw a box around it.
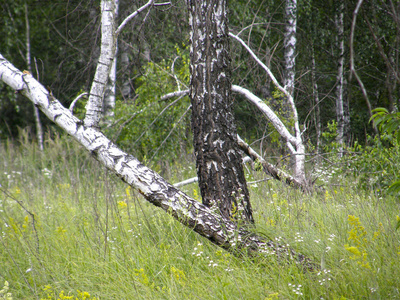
[388,181,400,195]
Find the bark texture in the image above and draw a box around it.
[0,54,316,271]
[335,0,345,156]
[187,0,253,223]
[103,0,119,120]
[84,0,117,129]
[283,0,297,98]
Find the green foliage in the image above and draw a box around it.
[371,108,400,143]
[369,108,400,195]
[321,120,339,152]
[318,116,400,197]
[1,133,400,299]
[340,135,400,195]
[108,46,192,163]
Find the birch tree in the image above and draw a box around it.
[186,0,253,223]
[84,0,117,129]
[0,54,316,270]
[335,0,346,156]
[103,0,119,120]
[283,0,297,99]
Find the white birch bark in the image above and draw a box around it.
[84,0,117,129]
[103,0,119,120]
[282,0,306,184]
[335,1,345,156]
[283,0,297,99]
[0,54,316,270]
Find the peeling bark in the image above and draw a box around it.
[84,0,117,129]
[187,0,253,223]
[0,54,316,271]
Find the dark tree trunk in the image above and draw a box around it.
[187,0,253,224]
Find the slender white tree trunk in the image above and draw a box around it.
[283,0,297,99]
[335,1,345,156]
[84,0,117,129]
[282,0,307,185]
[25,2,44,151]
[104,0,119,120]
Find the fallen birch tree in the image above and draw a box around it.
[0,54,316,271]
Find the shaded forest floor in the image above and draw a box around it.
[0,133,399,299]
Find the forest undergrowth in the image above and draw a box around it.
[0,132,399,299]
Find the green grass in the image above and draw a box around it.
[0,133,399,299]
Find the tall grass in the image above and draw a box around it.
[0,132,399,299]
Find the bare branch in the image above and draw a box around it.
[150,105,191,160]
[174,177,198,187]
[69,92,88,113]
[115,0,171,36]
[171,56,181,91]
[154,2,171,6]
[237,135,305,189]
[230,32,307,184]
[160,89,189,101]
[134,94,186,146]
[229,32,302,147]
[232,85,297,147]
[349,0,375,123]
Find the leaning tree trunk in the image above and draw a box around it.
[0,54,317,271]
[187,0,253,224]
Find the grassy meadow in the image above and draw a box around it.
[0,133,399,299]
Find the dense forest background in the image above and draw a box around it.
[1,0,398,165]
